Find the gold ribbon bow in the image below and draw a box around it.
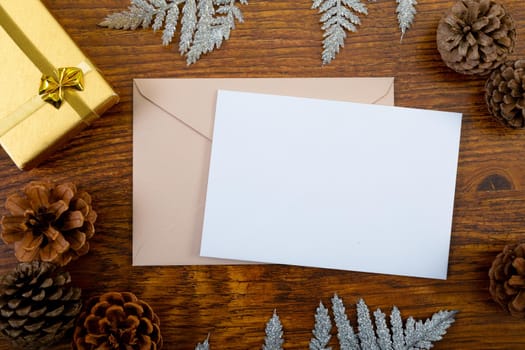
[39,67,85,109]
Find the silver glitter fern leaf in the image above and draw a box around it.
[312,0,368,65]
[309,302,332,350]
[195,335,210,350]
[179,0,197,54]
[396,0,417,40]
[403,310,458,349]
[356,299,380,350]
[263,310,284,350]
[99,0,247,65]
[186,0,247,65]
[332,295,457,350]
[193,295,457,349]
[390,307,404,350]
[373,308,392,350]
[332,294,360,350]
[101,0,416,66]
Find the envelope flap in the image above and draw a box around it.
[134,78,395,141]
[134,79,218,139]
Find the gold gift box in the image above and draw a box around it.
[0,1,119,170]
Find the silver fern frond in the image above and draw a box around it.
[99,0,167,30]
[373,308,392,350]
[403,316,417,349]
[309,302,332,350]
[162,2,181,45]
[263,310,284,350]
[333,297,457,350]
[312,0,368,65]
[403,310,457,349]
[185,0,246,65]
[356,299,380,350]
[332,294,360,350]
[389,306,405,350]
[195,334,210,350]
[192,296,457,349]
[100,0,246,65]
[396,0,417,40]
[184,0,215,64]
[179,0,197,53]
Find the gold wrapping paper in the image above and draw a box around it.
[0,1,119,170]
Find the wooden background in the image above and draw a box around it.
[1,0,524,348]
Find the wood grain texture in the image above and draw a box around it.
[1,0,525,348]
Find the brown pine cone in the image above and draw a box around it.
[73,292,163,350]
[485,59,525,128]
[436,0,516,75]
[0,262,82,350]
[489,243,525,317]
[0,181,97,266]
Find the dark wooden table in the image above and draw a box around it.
[1,0,524,348]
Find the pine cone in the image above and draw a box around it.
[73,292,163,350]
[0,181,97,266]
[0,262,82,349]
[436,0,516,75]
[485,59,525,128]
[489,243,525,317]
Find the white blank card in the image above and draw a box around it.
[200,90,462,279]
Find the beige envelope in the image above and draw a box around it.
[133,78,395,266]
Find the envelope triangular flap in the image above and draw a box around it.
[134,79,218,139]
[133,78,395,140]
